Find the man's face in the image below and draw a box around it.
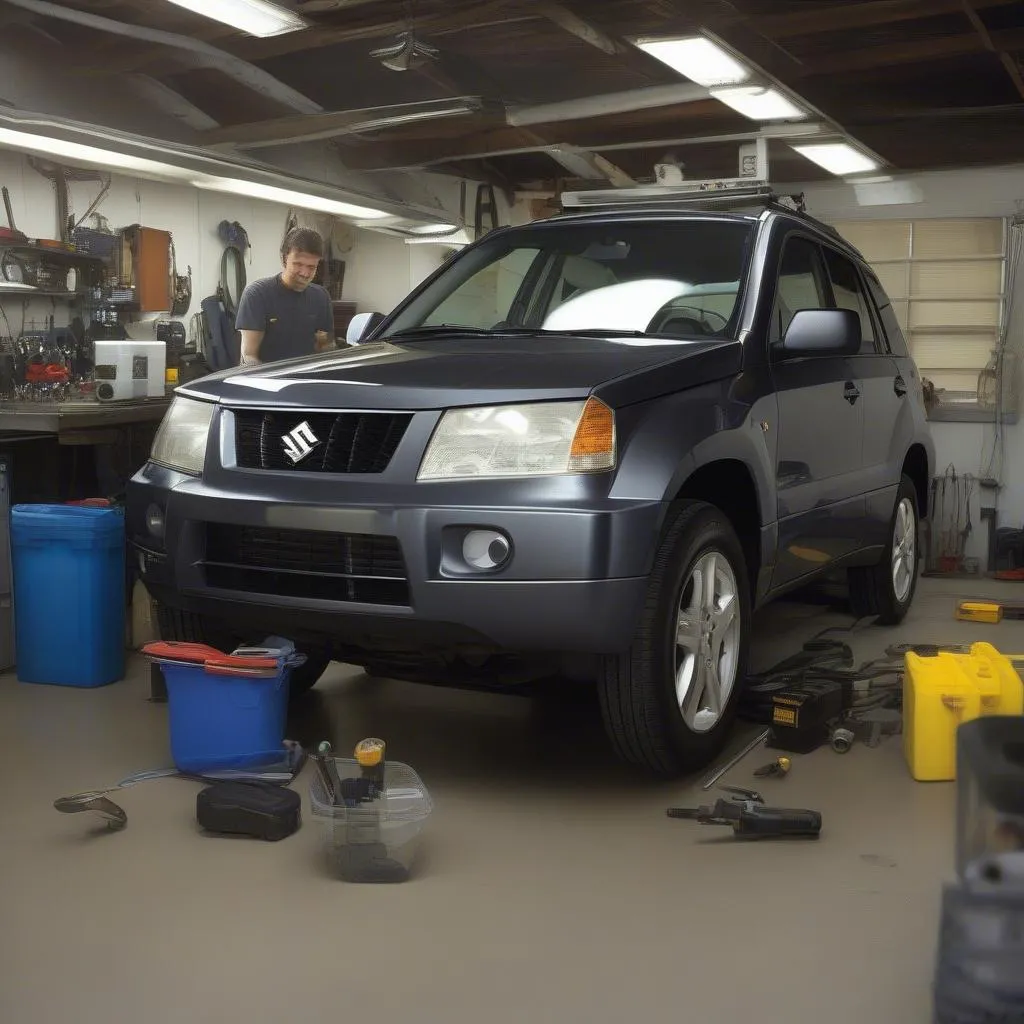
[281,248,321,291]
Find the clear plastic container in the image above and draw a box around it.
[309,758,432,883]
[955,716,1024,879]
[934,882,1024,1022]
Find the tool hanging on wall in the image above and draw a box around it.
[0,185,26,243]
[26,158,109,245]
[168,234,192,318]
[474,183,499,240]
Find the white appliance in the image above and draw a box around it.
[93,341,166,402]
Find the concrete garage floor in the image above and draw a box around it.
[0,576,1020,1023]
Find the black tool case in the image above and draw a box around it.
[196,782,301,841]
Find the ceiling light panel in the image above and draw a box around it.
[791,142,880,176]
[192,176,389,219]
[634,36,749,87]
[163,0,307,38]
[710,86,807,121]
[0,127,192,179]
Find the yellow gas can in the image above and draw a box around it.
[903,642,1024,781]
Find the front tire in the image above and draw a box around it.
[597,501,751,777]
[848,473,920,625]
[154,604,332,697]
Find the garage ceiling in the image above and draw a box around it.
[4,0,1024,191]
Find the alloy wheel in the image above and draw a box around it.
[673,550,741,733]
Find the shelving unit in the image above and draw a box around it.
[0,242,107,300]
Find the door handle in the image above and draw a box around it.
[894,375,908,397]
[843,381,861,405]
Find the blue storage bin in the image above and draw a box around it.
[11,503,125,687]
[160,662,294,773]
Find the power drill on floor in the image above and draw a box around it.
[668,786,822,840]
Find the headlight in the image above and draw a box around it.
[150,397,215,475]
[418,397,616,481]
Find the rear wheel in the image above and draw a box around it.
[154,604,332,697]
[848,474,920,626]
[597,501,751,777]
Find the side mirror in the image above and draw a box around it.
[346,311,385,345]
[780,308,861,357]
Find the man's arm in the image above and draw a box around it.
[239,329,265,365]
[235,283,266,365]
[314,287,336,352]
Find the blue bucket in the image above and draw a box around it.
[11,503,125,687]
[159,654,303,773]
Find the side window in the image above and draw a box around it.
[822,248,878,354]
[423,247,540,329]
[864,272,909,358]
[772,235,828,342]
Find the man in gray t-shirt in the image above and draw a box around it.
[235,227,334,366]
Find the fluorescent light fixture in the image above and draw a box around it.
[0,127,190,179]
[791,142,880,176]
[408,223,459,235]
[634,35,749,87]
[191,176,389,219]
[711,86,807,121]
[163,0,306,38]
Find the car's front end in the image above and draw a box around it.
[128,380,671,680]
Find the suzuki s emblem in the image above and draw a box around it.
[281,421,321,465]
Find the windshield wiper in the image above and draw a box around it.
[387,324,537,339]
[548,329,653,338]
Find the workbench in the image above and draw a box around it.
[0,397,171,503]
[0,397,171,440]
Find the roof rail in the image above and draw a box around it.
[559,178,800,213]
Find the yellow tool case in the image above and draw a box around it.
[903,642,1024,781]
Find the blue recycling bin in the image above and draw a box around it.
[11,503,125,687]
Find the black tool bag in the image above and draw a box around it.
[196,782,301,841]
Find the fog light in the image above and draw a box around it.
[463,530,511,572]
[145,504,165,539]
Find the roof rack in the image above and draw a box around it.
[558,178,861,255]
[559,179,799,213]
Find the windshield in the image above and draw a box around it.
[384,219,755,341]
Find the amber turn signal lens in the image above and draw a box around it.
[569,397,615,471]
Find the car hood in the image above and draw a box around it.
[179,333,742,411]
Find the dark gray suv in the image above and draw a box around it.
[128,189,934,777]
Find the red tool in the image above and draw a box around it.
[142,640,281,675]
[25,362,69,384]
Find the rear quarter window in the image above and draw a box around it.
[864,271,910,358]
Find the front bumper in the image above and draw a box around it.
[127,462,663,656]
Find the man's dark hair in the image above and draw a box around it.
[281,227,324,260]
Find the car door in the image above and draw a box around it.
[768,233,866,590]
[821,245,903,553]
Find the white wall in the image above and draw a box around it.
[342,230,445,316]
[0,147,426,337]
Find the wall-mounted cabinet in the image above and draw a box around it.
[119,225,171,313]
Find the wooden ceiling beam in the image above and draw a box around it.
[229,0,521,61]
[960,0,1024,100]
[338,109,769,170]
[749,0,1022,38]
[795,27,1024,76]
[63,4,532,76]
[541,3,622,55]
